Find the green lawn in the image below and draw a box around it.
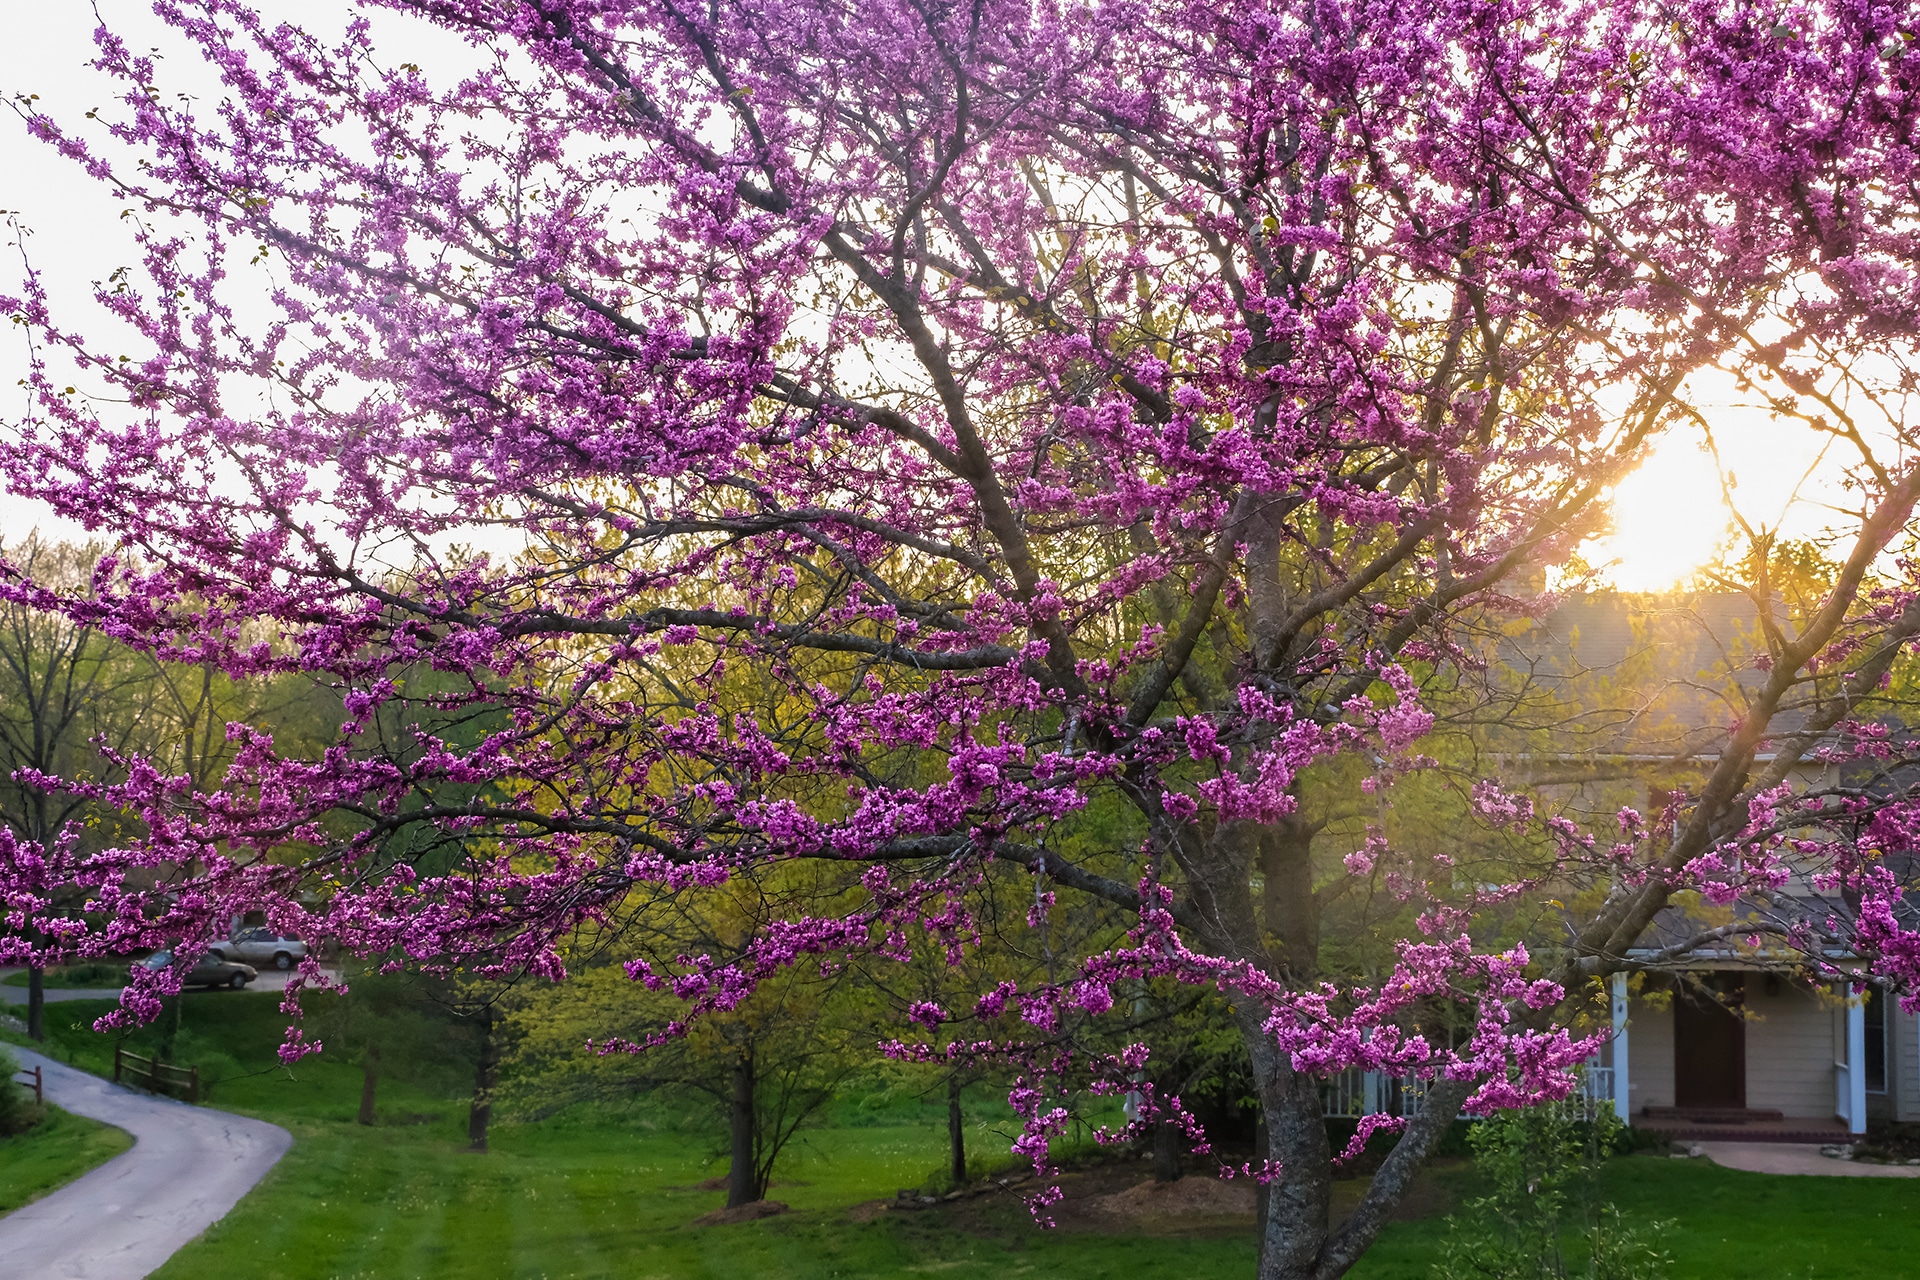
[9,995,1920,1280]
[0,1104,132,1213]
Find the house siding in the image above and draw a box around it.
[1744,980,1834,1118]
[1890,999,1920,1122]
[1626,994,1674,1112]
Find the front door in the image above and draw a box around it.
[1674,973,1746,1109]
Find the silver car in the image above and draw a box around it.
[209,927,308,971]
[142,950,258,990]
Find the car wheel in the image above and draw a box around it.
[273,952,294,970]
[229,973,247,990]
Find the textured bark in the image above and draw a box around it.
[25,966,43,1042]
[1152,1116,1185,1182]
[948,1075,967,1185]
[357,1042,379,1126]
[727,1049,757,1208]
[1261,817,1319,982]
[468,1007,497,1151]
[1244,1020,1333,1280]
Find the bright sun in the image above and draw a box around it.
[1588,439,1732,591]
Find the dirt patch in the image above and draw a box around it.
[694,1175,730,1191]
[1087,1176,1258,1222]
[847,1199,891,1224]
[914,1156,1461,1241]
[691,1199,790,1227]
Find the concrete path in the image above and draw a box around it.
[0,1047,290,1279]
[1694,1141,1920,1178]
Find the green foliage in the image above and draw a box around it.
[1431,1107,1671,1280]
[0,1045,46,1135]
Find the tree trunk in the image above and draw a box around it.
[468,1007,497,1151]
[1261,818,1319,981]
[26,965,43,1042]
[160,988,183,1061]
[357,1042,379,1126]
[1254,1116,1270,1268]
[1152,1111,1184,1182]
[727,1048,757,1208]
[947,1075,967,1185]
[1245,1022,1333,1280]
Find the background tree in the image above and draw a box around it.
[0,535,150,1039]
[502,960,863,1208]
[3,4,1919,1278]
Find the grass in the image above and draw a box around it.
[1348,1155,1920,1280]
[11,995,1920,1279]
[0,1104,133,1213]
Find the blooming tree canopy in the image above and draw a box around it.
[4,1,1919,1275]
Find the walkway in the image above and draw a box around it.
[0,1047,290,1279]
[1694,1141,1920,1178]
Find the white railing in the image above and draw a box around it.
[1579,1066,1614,1119]
[1323,1068,1367,1118]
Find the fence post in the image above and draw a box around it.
[113,1043,123,1085]
[31,1066,41,1105]
[189,1066,200,1104]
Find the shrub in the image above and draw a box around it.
[0,1048,45,1137]
[1432,1104,1670,1280]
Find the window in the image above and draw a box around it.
[1866,984,1888,1095]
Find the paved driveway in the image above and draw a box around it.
[0,1047,289,1279]
[0,968,331,1006]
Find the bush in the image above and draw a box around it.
[1432,1104,1671,1280]
[0,1048,45,1137]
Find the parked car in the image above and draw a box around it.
[209,927,307,971]
[142,950,258,990]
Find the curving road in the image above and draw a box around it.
[0,1047,290,1279]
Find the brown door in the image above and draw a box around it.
[1674,973,1746,1109]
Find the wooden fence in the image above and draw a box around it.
[113,1045,199,1103]
[11,1063,41,1105]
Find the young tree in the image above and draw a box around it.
[501,961,861,1208]
[3,3,1919,1277]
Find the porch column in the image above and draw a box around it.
[1847,991,1868,1136]
[1610,972,1631,1123]
[1361,1071,1382,1116]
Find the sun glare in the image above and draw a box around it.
[1588,440,1731,591]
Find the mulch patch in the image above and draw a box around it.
[877,1155,1460,1241]
[691,1199,790,1227]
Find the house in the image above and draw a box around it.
[1518,591,1903,1141]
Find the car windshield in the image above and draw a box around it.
[143,951,172,969]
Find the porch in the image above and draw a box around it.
[1608,970,1872,1139]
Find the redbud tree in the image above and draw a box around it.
[4,1,1920,1275]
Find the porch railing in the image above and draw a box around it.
[1324,1062,1614,1121]
[1323,1068,1367,1118]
